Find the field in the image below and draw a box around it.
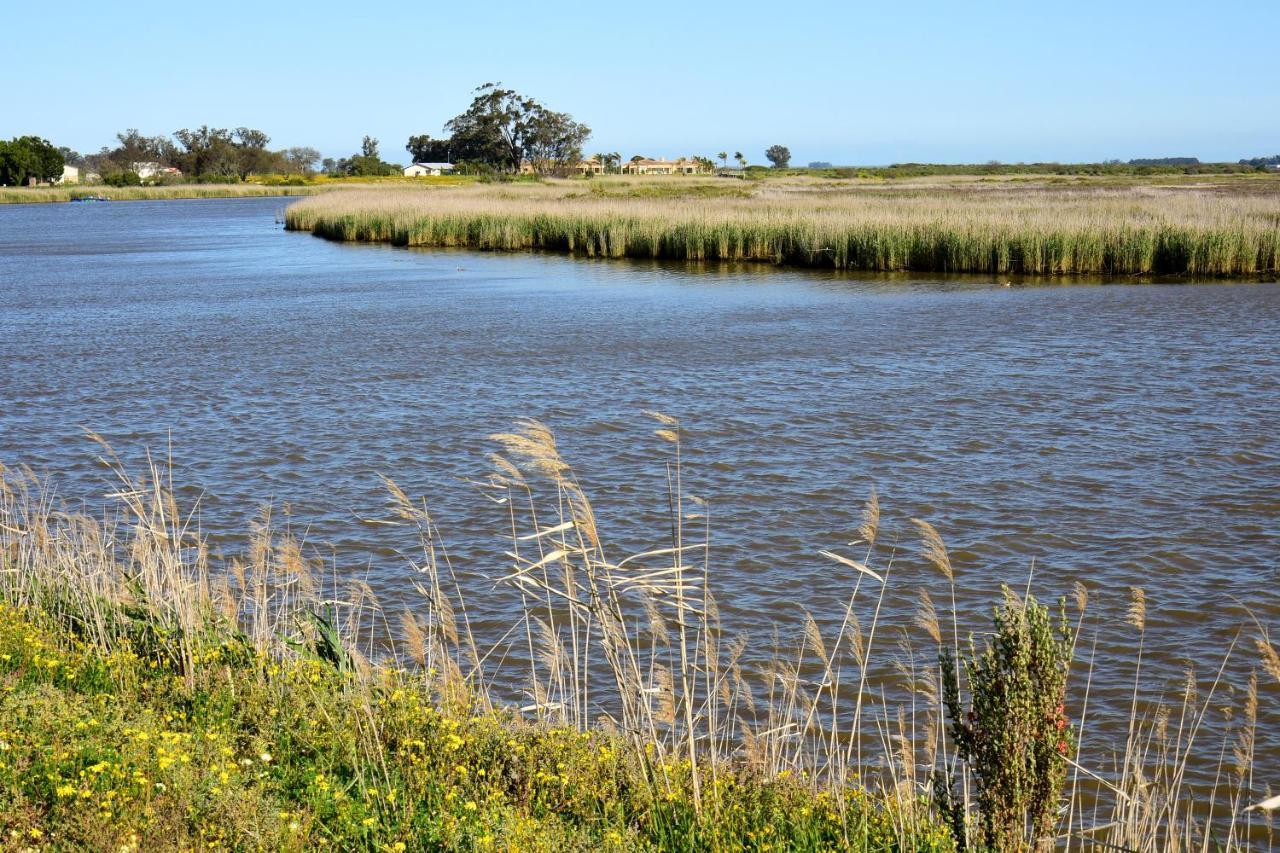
[1,423,1275,850]
[284,173,1280,278]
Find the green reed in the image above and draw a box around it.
[285,177,1280,277]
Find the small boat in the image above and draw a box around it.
[70,195,110,203]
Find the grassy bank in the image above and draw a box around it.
[0,184,333,205]
[0,421,1275,850]
[283,174,1280,278]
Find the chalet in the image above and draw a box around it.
[57,165,80,184]
[404,162,453,177]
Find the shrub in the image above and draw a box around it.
[101,171,141,187]
[937,587,1075,850]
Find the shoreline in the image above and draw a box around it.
[282,177,1280,279]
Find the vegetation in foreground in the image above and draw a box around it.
[284,174,1280,278]
[0,420,1276,850]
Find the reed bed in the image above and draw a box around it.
[0,421,1275,850]
[284,176,1280,278]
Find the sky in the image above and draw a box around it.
[4,0,1277,166]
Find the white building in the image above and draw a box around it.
[57,165,80,184]
[404,162,453,177]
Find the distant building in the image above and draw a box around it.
[576,158,604,175]
[1267,164,1280,173]
[131,162,183,180]
[621,158,709,175]
[57,165,80,184]
[404,162,452,177]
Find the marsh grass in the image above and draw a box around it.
[284,175,1280,278]
[0,420,1274,849]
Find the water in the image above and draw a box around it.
[2,197,1277,786]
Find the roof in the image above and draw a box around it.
[410,162,453,169]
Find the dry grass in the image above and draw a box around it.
[284,174,1280,277]
[0,184,332,204]
[0,420,1275,849]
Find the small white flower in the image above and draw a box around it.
[259,752,273,763]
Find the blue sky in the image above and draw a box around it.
[5,0,1277,165]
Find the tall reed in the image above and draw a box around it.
[0,419,1273,849]
[284,176,1280,277]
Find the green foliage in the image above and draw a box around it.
[0,136,65,186]
[765,145,791,168]
[0,603,954,850]
[440,83,590,174]
[938,588,1075,850]
[101,171,142,187]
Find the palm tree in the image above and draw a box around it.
[608,151,621,173]
[591,152,608,175]
[717,151,728,169]
[734,151,746,169]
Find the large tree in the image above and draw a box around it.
[405,134,454,164]
[284,146,322,175]
[438,83,590,173]
[232,128,274,178]
[173,126,238,177]
[0,137,65,185]
[765,144,791,168]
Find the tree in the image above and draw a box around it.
[284,146,321,175]
[173,126,237,177]
[443,83,590,174]
[523,107,590,175]
[717,151,728,168]
[0,137,65,185]
[765,145,791,169]
[232,128,273,178]
[406,134,453,164]
[345,136,396,176]
[734,151,746,168]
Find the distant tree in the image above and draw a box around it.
[173,126,237,177]
[443,83,590,174]
[345,136,396,176]
[606,151,621,173]
[232,128,273,178]
[1129,156,1199,166]
[631,154,646,162]
[0,136,65,185]
[734,151,745,168]
[717,151,728,168]
[58,147,84,167]
[0,140,34,186]
[406,134,453,163]
[321,157,337,175]
[284,146,322,175]
[765,145,791,168]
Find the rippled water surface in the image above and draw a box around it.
[2,197,1278,777]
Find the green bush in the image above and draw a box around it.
[937,588,1075,850]
[101,171,142,187]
